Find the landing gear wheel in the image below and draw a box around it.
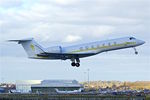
[133,47,138,55]
[76,63,80,67]
[135,51,138,55]
[70,58,80,67]
[71,62,76,67]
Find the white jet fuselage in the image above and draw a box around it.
[43,37,145,59]
[9,36,145,67]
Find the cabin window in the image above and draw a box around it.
[97,44,99,48]
[85,46,89,50]
[80,47,83,51]
[103,44,105,47]
[91,45,94,49]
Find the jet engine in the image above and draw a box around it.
[45,46,62,53]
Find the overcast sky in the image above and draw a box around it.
[0,0,150,83]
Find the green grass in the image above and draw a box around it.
[146,95,150,100]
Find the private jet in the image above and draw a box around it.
[9,37,145,67]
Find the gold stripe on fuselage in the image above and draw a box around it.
[70,42,136,53]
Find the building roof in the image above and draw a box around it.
[16,80,41,85]
[31,80,83,88]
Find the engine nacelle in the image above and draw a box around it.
[45,46,62,53]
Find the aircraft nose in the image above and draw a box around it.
[138,40,145,45]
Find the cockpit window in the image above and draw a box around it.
[129,37,135,40]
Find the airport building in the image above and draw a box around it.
[31,80,83,94]
[16,80,41,93]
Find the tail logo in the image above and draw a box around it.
[30,44,35,51]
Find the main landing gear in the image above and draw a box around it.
[133,47,138,55]
[71,58,80,67]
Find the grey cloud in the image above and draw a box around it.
[0,0,23,8]
[0,0,149,43]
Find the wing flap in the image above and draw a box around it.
[37,52,96,59]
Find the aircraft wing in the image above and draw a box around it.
[36,52,96,60]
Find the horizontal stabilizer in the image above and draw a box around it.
[8,38,45,57]
[8,38,33,44]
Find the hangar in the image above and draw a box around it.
[31,80,83,94]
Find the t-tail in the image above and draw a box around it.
[8,38,45,58]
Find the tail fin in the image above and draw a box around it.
[9,38,45,58]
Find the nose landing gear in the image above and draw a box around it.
[71,58,80,67]
[133,47,138,55]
